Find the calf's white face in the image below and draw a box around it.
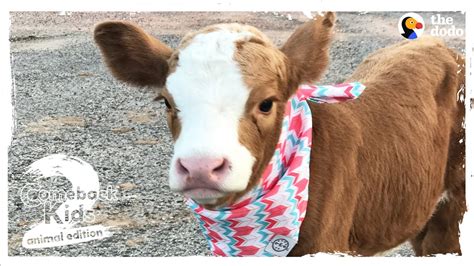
[94,13,335,207]
[166,29,256,203]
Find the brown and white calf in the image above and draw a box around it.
[94,12,466,256]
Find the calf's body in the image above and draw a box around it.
[292,37,465,256]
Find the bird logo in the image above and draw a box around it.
[399,13,425,40]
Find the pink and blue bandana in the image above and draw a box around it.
[186,82,366,256]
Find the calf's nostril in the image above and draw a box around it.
[212,159,228,174]
[177,158,189,175]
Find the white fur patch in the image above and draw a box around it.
[166,29,256,194]
[373,242,410,256]
[437,190,450,205]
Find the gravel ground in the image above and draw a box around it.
[8,11,465,257]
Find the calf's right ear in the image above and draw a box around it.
[94,21,173,88]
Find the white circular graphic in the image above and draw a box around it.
[272,238,290,252]
[398,13,425,40]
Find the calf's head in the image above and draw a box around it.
[94,12,335,208]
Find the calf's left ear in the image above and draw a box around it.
[281,12,336,89]
[94,21,173,88]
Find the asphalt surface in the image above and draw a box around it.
[8,11,465,256]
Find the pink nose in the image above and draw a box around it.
[176,157,230,190]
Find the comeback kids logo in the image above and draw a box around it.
[19,154,118,248]
[399,13,424,40]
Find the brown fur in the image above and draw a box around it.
[281,12,335,86]
[288,37,466,255]
[94,13,465,256]
[94,21,172,87]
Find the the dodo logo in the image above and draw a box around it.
[398,13,424,40]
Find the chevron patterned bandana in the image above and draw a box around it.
[186,82,366,256]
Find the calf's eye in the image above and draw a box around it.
[164,99,172,110]
[258,99,273,113]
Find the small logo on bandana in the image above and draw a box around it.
[264,235,297,256]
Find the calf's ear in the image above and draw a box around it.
[94,21,173,88]
[281,12,335,88]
